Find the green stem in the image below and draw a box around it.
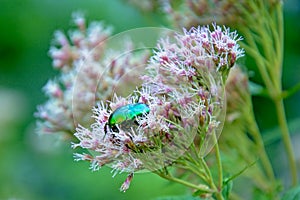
[247,108,276,182]
[273,2,298,186]
[225,159,257,184]
[242,1,297,187]
[199,157,224,200]
[215,190,225,200]
[240,40,274,97]
[213,132,223,192]
[156,171,214,193]
[200,158,216,188]
[176,160,209,182]
[274,99,298,186]
[276,2,284,78]
[282,82,300,99]
[187,144,212,182]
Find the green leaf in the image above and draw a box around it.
[282,186,300,200]
[224,160,257,183]
[222,176,233,200]
[192,189,207,197]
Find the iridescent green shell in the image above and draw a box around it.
[107,103,150,132]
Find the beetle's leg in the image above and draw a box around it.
[111,125,119,133]
[104,123,109,136]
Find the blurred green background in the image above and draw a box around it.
[0,0,299,199]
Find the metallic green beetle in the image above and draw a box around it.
[105,103,150,134]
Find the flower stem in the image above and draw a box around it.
[213,132,223,193]
[273,3,297,186]
[176,159,209,182]
[247,108,276,182]
[200,158,216,188]
[240,1,297,187]
[274,99,298,186]
[199,157,224,200]
[282,82,300,99]
[155,171,214,193]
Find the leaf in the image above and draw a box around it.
[224,160,257,183]
[192,189,207,197]
[222,177,233,200]
[282,186,300,200]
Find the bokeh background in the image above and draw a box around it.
[0,0,299,199]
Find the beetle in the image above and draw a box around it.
[104,103,150,135]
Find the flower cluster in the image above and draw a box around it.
[126,0,244,27]
[35,14,150,136]
[153,24,244,80]
[130,0,279,32]
[72,24,244,191]
[161,0,245,28]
